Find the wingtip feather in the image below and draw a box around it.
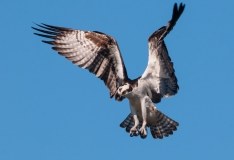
[33,33,56,39]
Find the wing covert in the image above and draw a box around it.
[32,23,129,98]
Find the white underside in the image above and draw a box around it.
[124,79,158,125]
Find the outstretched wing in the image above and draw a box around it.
[32,24,129,99]
[141,3,185,100]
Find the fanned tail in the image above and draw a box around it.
[120,111,179,139]
[150,110,179,139]
[120,114,134,133]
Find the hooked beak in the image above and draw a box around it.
[115,93,124,101]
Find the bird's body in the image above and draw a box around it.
[117,76,179,139]
[32,3,185,139]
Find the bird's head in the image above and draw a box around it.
[115,83,133,101]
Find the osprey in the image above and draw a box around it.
[32,3,185,139]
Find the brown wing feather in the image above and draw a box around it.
[142,3,185,99]
[32,23,129,98]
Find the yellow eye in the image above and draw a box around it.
[122,91,126,95]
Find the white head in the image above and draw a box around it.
[118,83,133,95]
[115,83,133,101]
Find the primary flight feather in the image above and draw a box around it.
[32,3,185,139]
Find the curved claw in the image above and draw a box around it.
[130,131,139,137]
[140,132,147,139]
[133,131,139,136]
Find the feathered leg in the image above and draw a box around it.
[139,96,148,138]
[129,103,139,136]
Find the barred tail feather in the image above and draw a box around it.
[120,113,134,132]
[150,110,179,139]
[120,111,178,139]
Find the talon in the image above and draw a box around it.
[140,133,147,139]
[133,131,139,136]
[130,126,139,137]
[139,127,147,138]
[130,131,139,137]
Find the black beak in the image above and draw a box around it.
[115,94,124,101]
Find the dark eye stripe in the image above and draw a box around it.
[127,86,133,92]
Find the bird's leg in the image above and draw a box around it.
[129,104,139,136]
[139,97,147,136]
[139,122,147,136]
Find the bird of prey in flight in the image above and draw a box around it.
[32,3,185,139]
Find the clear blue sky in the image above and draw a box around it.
[1,0,234,159]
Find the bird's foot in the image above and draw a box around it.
[130,126,139,137]
[139,126,147,139]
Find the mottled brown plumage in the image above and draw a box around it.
[32,3,185,140]
[33,23,129,98]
